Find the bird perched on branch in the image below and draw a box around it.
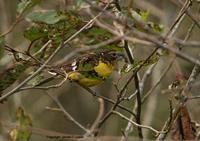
[50,50,125,87]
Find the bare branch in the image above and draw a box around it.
[46,92,91,135]
[112,111,164,135]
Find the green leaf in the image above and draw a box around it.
[26,10,66,24]
[139,10,149,21]
[9,107,32,141]
[24,26,47,41]
[17,0,41,14]
[16,107,32,127]
[148,22,164,33]
[0,64,27,93]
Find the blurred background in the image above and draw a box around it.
[0,0,200,140]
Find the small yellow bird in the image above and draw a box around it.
[51,50,125,87]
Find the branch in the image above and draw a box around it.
[142,57,175,103]
[78,84,137,118]
[46,92,91,135]
[0,9,106,102]
[112,111,164,135]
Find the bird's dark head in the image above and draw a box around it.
[100,51,126,63]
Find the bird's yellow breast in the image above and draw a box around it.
[68,72,103,87]
[94,61,114,78]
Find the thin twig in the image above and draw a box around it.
[140,64,156,93]
[26,40,52,61]
[124,40,143,139]
[121,37,143,139]
[156,103,182,141]
[20,70,68,90]
[112,111,164,135]
[0,9,106,102]
[88,98,105,136]
[142,57,176,103]
[78,84,137,118]
[91,5,200,67]
[166,0,192,38]
[45,106,62,112]
[187,95,200,100]
[170,0,200,28]
[123,90,138,101]
[122,65,156,140]
[46,92,91,135]
[175,40,200,48]
[0,14,23,37]
[54,34,125,65]
[0,38,66,102]
[156,7,198,140]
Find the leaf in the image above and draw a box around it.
[0,64,27,94]
[130,10,144,22]
[17,0,41,14]
[139,10,149,21]
[148,22,164,33]
[130,9,164,33]
[16,107,32,126]
[171,105,196,140]
[26,10,66,24]
[24,26,48,41]
[9,107,32,141]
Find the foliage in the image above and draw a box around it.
[0,0,199,141]
[0,64,27,93]
[26,10,66,24]
[9,107,32,141]
[24,26,48,41]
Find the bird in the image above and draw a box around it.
[49,50,125,87]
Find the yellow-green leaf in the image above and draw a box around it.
[9,107,32,141]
